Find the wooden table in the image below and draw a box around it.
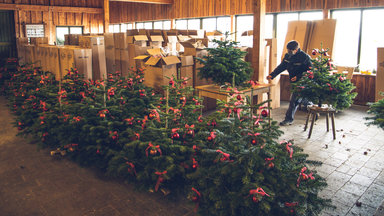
[195,83,274,121]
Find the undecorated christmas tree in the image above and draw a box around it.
[196,32,253,87]
[291,48,357,110]
[366,93,384,129]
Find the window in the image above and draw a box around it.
[153,20,172,30]
[332,10,361,67]
[276,13,299,61]
[144,22,153,29]
[236,14,273,47]
[56,26,83,45]
[360,9,384,71]
[188,19,201,30]
[175,19,187,29]
[299,11,323,21]
[236,15,253,47]
[202,17,216,32]
[136,22,144,29]
[217,17,231,35]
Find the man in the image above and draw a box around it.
[267,40,312,126]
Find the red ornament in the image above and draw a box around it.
[237,95,242,100]
[150,149,157,155]
[172,133,180,139]
[252,196,259,203]
[261,110,269,117]
[149,113,156,119]
[207,136,213,142]
[251,139,257,145]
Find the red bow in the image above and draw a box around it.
[285,202,298,207]
[126,162,136,176]
[216,150,233,162]
[150,109,160,122]
[73,116,82,122]
[286,142,293,159]
[172,128,180,133]
[248,132,261,137]
[185,124,195,129]
[265,157,275,168]
[249,187,270,197]
[155,171,167,191]
[145,142,162,157]
[40,100,48,111]
[192,158,198,169]
[124,117,134,125]
[297,167,315,187]
[191,187,201,212]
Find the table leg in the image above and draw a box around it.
[326,113,329,132]
[304,110,311,131]
[308,112,316,139]
[267,91,271,126]
[331,112,336,140]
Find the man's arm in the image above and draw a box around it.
[268,54,288,80]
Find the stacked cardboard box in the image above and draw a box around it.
[58,46,93,80]
[126,31,149,71]
[135,48,181,90]
[179,56,194,87]
[64,34,81,46]
[16,38,28,65]
[104,33,116,74]
[23,45,36,64]
[79,36,107,80]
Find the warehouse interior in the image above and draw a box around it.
[0,0,384,215]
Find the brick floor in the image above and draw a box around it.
[1,96,383,216]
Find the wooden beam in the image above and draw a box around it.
[0,3,103,14]
[109,0,173,4]
[252,0,266,82]
[104,0,110,33]
[323,9,330,19]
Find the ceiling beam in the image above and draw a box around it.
[0,3,103,14]
[109,0,173,5]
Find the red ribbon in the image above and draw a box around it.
[248,132,261,137]
[151,109,161,122]
[191,187,201,212]
[192,158,198,169]
[155,171,167,191]
[285,202,298,207]
[296,167,315,187]
[249,188,270,197]
[216,150,233,162]
[286,142,293,159]
[145,142,162,157]
[126,162,136,176]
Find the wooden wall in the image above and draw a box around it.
[110,0,384,23]
[0,0,104,44]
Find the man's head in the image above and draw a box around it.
[287,40,299,56]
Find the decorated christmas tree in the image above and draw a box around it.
[0,59,334,216]
[366,93,384,129]
[291,48,357,110]
[196,32,253,87]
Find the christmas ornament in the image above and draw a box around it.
[261,109,269,117]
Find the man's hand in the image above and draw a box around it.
[266,75,272,82]
[290,76,297,82]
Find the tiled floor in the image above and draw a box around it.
[275,102,384,216]
[0,96,383,216]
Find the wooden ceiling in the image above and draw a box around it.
[109,0,173,4]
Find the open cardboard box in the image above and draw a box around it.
[180,39,207,56]
[149,35,164,48]
[127,35,148,47]
[134,48,181,90]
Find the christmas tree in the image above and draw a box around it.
[366,93,384,129]
[196,32,253,87]
[291,48,357,110]
[0,59,334,216]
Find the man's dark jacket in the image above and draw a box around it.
[270,48,312,82]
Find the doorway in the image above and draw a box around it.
[0,10,17,62]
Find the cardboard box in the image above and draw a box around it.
[180,40,207,57]
[114,48,122,73]
[114,33,127,49]
[127,35,148,47]
[307,19,337,59]
[48,47,60,78]
[24,45,36,64]
[134,48,181,90]
[179,56,194,87]
[377,48,384,102]
[79,36,107,80]
[149,35,164,48]
[128,44,149,70]
[104,33,116,74]
[162,30,178,43]
[30,37,48,46]
[73,48,93,80]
